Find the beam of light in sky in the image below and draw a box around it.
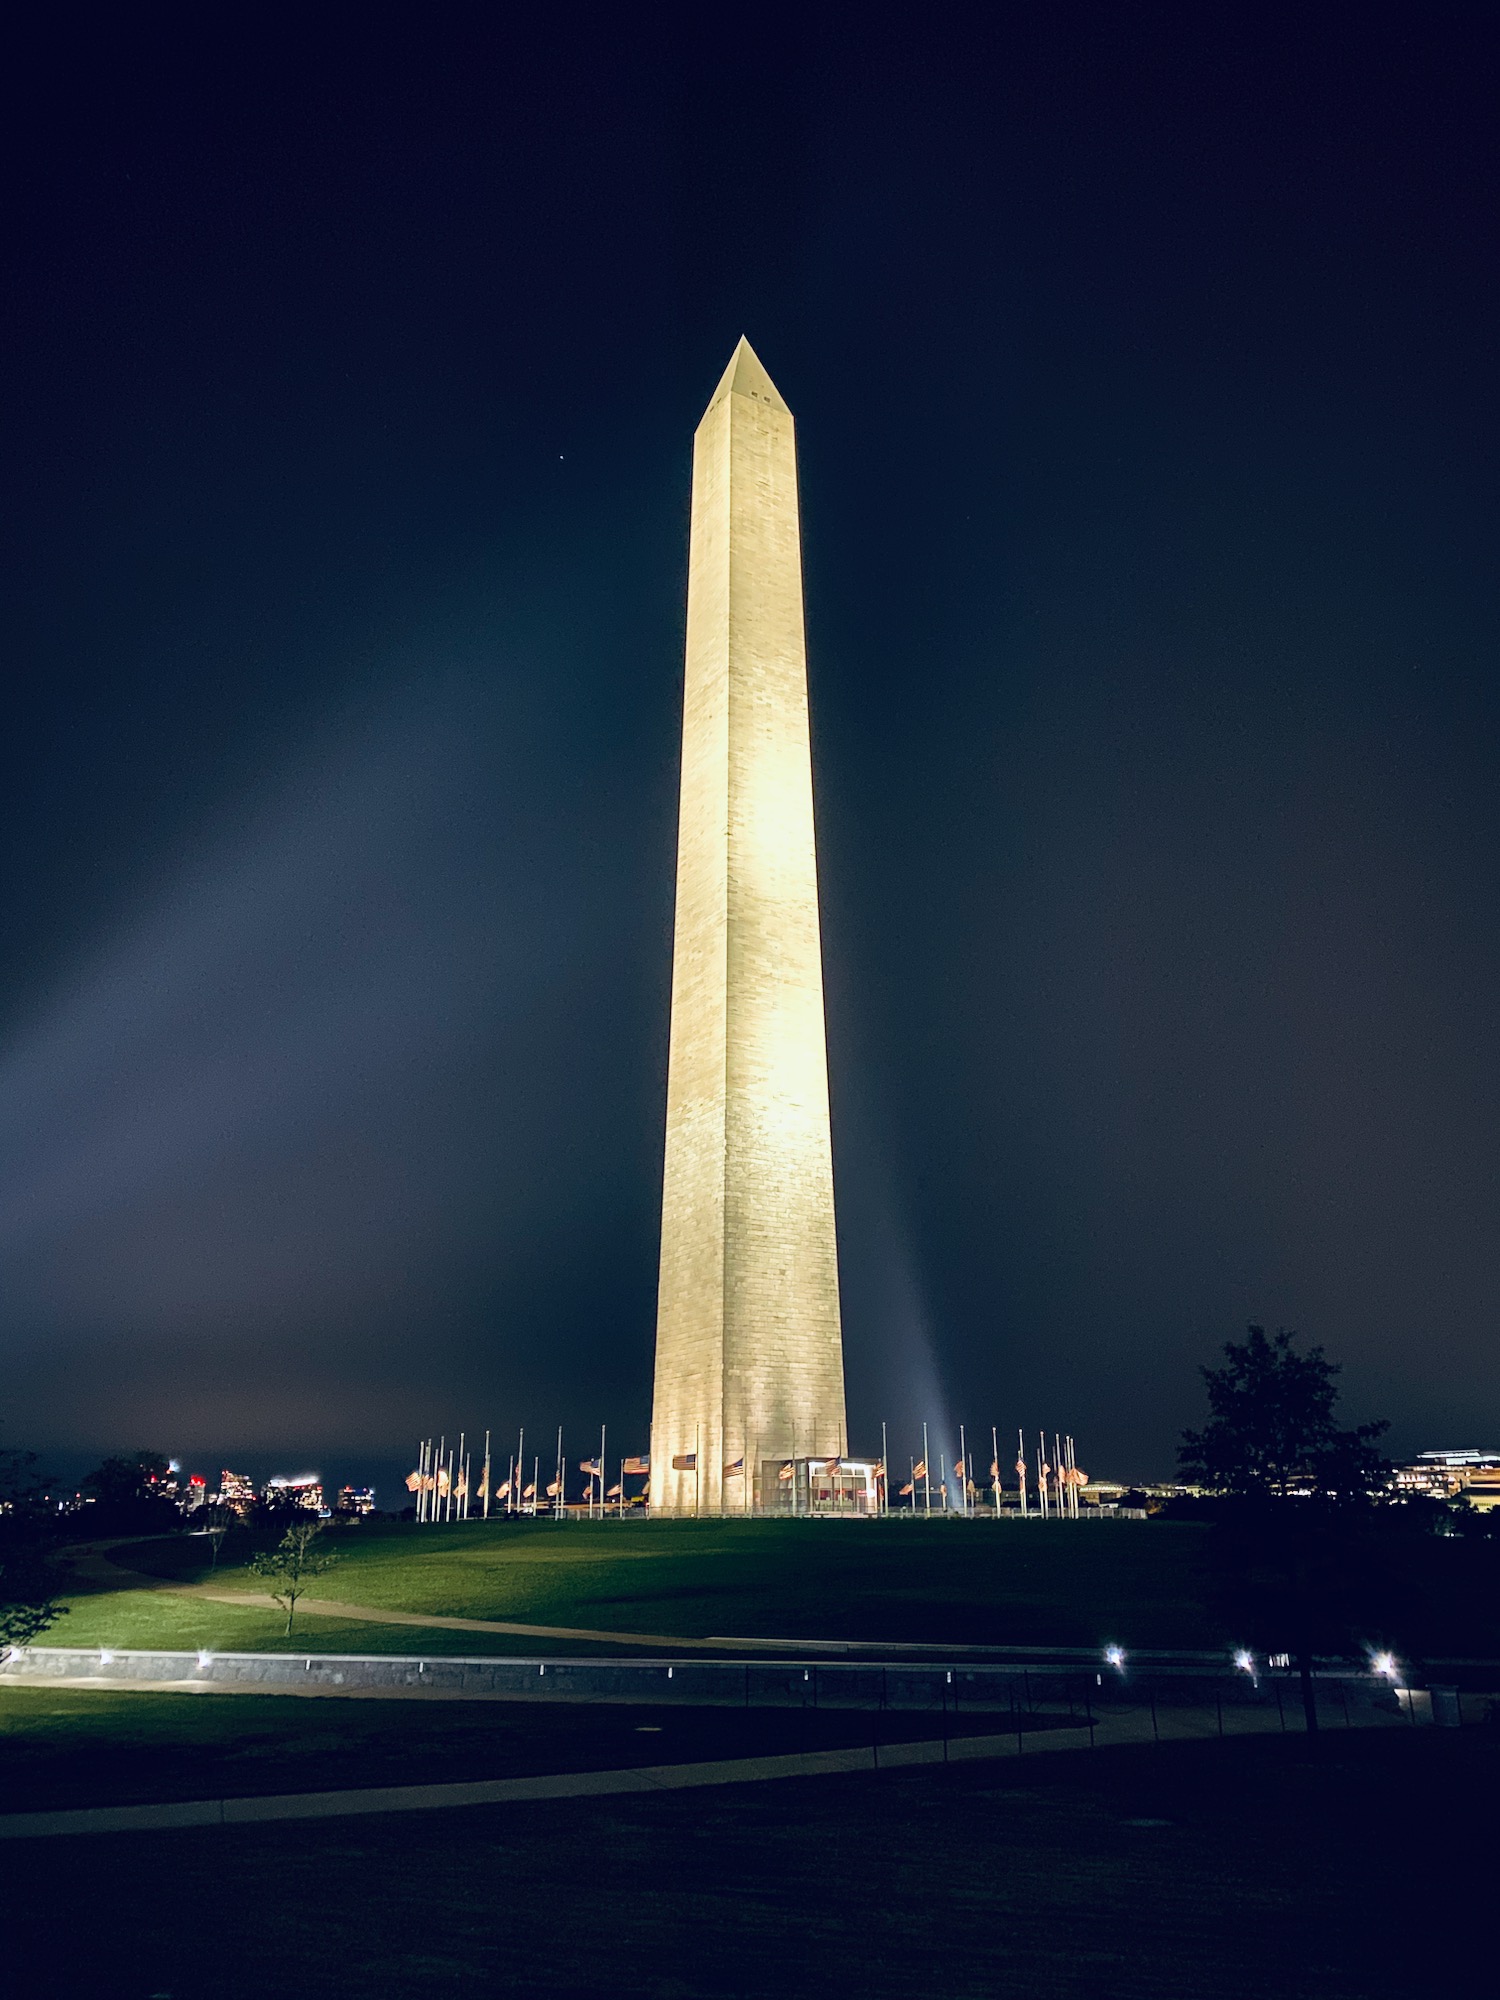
[0,663,606,1383]
[836,1138,957,1482]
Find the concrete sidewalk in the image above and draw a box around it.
[0,1699,1373,1842]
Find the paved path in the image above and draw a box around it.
[179,1586,741,1649]
[68,1542,752,1652]
[69,1544,780,1656]
[0,1704,1320,1842]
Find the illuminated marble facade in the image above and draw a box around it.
[649,339,847,1515]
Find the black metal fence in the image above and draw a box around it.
[5,1646,1480,1731]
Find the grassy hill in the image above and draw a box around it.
[54,1516,1223,1656]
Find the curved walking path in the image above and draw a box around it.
[178,1585,736,1650]
[69,1541,747,1652]
[0,1703,1322,1842]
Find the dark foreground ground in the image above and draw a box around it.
[7,1723,1489,1999]
[0,1684,1058,1811]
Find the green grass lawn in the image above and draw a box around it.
[54,1512,1500,1661]
[3,1725,1488,1999]
[60,1516,1223,1654]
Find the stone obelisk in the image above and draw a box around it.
[649,337,847,1516]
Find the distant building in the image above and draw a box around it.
[179,1474,208,1513]
[264,1475,324,1514]
[335,1485,376,1516]
[1393,1449,1500,1512]
[219,1469,256,1514]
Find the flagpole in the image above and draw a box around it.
[881,1422,888,1519]
[599,1423,606,1524]
[555,1426,563,1522]
[959,1424,967,1516]
[1018,1428,1028,1518]
[991,1426,1000,1517]
[694,1423,701,1519]
[923,1423,931,1518]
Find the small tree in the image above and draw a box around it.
[204,1503,237,1570]
[250,1522,337,1636]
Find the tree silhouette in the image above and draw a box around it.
[1179,1325,1388,1499]
[1180,1326,1391,1734]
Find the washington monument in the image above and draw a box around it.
[649,338,847,1515]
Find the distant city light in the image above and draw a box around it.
[1372,1651,1398,1678]
[1234,1650,1254,1673]
[1105,1645,1125,1669]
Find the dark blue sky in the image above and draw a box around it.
[2,6,1496,1484]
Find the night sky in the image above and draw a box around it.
[2,9,1496,1491]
